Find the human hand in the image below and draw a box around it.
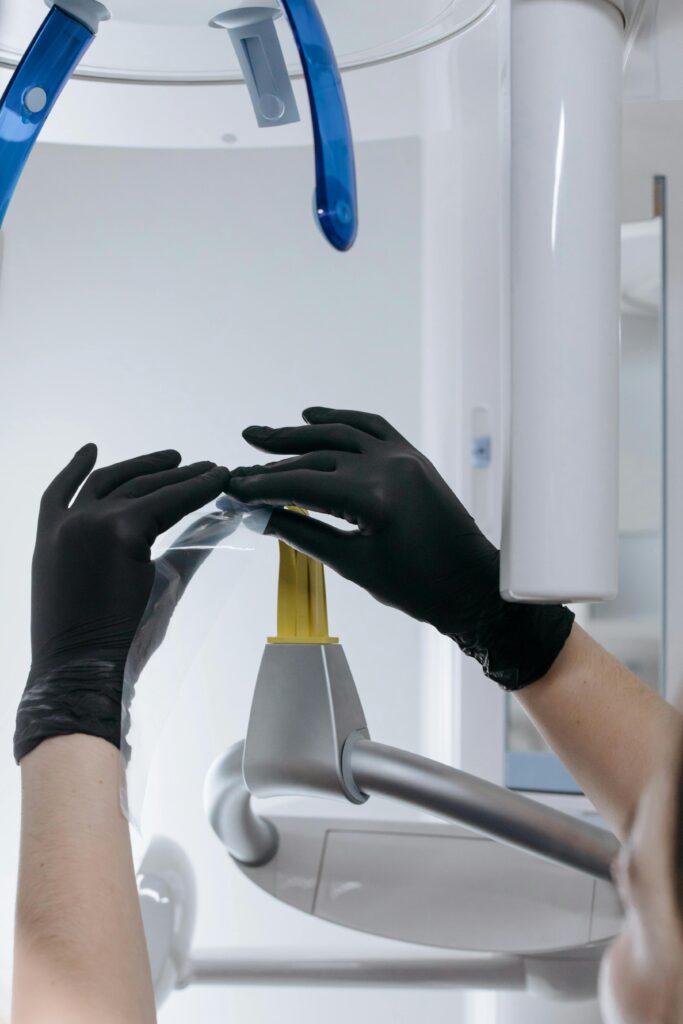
[226,407,573,690]
[15,446,229,762]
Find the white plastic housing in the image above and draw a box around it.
[137,837,197,1008]
[0,0,493,82]
[230,814,621,963]
[501,0,625,603]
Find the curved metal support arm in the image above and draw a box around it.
[204,741,279,866]
[208,737,619,881]
[346,738,620,882]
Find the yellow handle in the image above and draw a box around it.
[268,509,339,645]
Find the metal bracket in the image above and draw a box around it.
[243,643,369,804]
[210,3,300,128]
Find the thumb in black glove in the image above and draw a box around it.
[15,445,229,763]
[225,407,574,691]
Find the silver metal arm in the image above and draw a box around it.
[204,741,278,866]
[206,737,619,881]
[179,951,527,990]
[198,648,619,1003]
[346,737,620,882]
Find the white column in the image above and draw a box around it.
[501,0,625,603]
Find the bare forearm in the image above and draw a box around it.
[516,624,683,839]
[13,735,156,1024]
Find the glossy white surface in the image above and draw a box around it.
[501,0,623,602]
[237,816,622,955]
[138,837,197,1006]
[0,0,493,81]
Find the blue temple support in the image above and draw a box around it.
[0,6,98,226]
[279,0,358,252]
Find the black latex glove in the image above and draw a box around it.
[14,445,229,763]
[226,407,574,690]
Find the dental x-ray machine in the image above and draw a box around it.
[0,0,656,604]
[0,0,674,1009]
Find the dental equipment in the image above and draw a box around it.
[135,532,623,1009]
[2,0,665,601]
[207,535,618,878]
[277,0,358,251]
[0,0,357,248]
[139,830,614,1004]
[210,4,300,130]
[133,536,626,1007]
[211,0,358,250]
[0,0,108,225]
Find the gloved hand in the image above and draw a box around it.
[226,407,574,690]
[14,445,229,763]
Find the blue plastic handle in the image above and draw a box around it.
[0,7,94,226]
[279,0,358,252]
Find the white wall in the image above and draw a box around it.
[621,101,683,706]
[417,5,508,784]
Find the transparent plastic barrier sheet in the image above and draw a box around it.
[120,498,272,829]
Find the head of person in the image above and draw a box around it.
[600,725,683,1023]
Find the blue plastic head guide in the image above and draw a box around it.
[0,0,358,250]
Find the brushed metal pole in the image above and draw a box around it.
[347,737,619,881]
[180,951,527,990]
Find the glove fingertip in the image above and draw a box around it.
[224,472,251,493]
[265,508,304,545]
[302,406,332,424]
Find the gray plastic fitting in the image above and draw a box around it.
[210,4,300,128]
[47,0,111,34]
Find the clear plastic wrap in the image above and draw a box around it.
[120,498,273,828]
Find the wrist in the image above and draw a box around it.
[20,732,122,804]
[465,599,576,690]
[433,553,576,689]
[14,656,125,764]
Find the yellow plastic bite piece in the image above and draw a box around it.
[268,509,339,645]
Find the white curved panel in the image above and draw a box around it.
[237,816,622,956]
[0,50,424,149]
[0,0,493,82]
